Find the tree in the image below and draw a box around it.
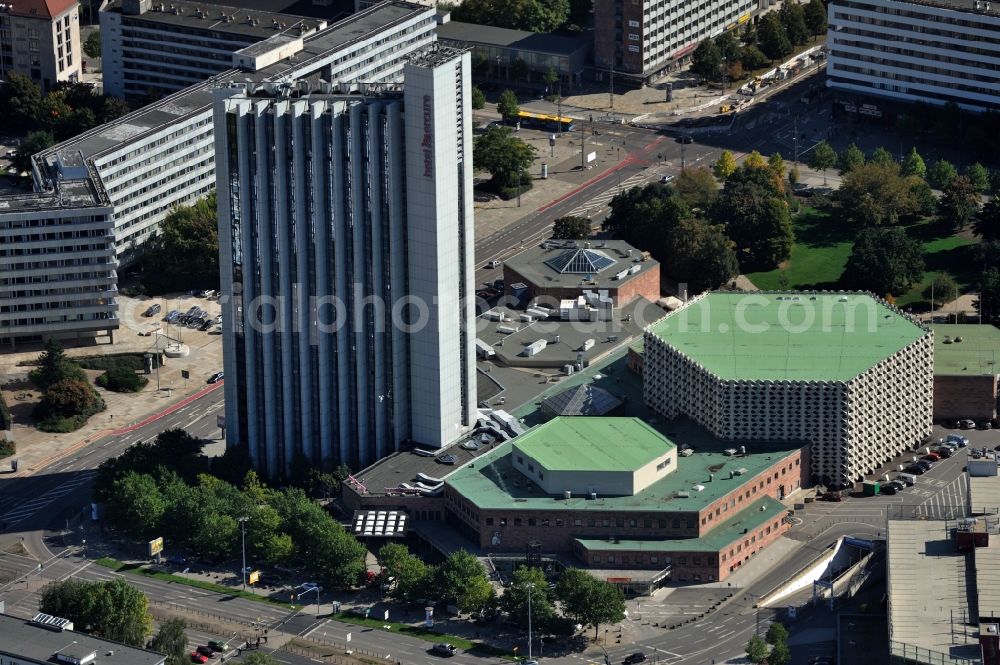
[40,579,97,628]
[604,183,687,263]
[938,175,981,231]
[471,86,485,110]
[555,569,625,638]
[836,162,921,226]
[974,196,1000,241]
[663,217,739,294]
[691,39,723,82]
[0,72,43,132]
[497,89,519,121]
[788,164,800,187]
[779,0,809,45]
[672,166,718,211]
[473,125,537,191]
[84,29,101,58]
[29,338,85,389]
[746,634,769,664]
[12,130,55,173]
[435,549,493,613]
[770,641,792,665]
[567,0,591,27]
[107,471,166,539]
[924,273,959,308]
[768,152,786,179]
[452,0,570,32]
[100,96,132,123]
[841,227,925,296]
[740,45,768,71]
[96,366,147,393]
[765,621,789,645]
[810,140,837,184]
[870,146,895,167]
[744,150,767,169]
[711,163,793,269]
[379,542,433,604]
[713,149,737,180]
[150,618,188,665]
[901,147,926,178]
[965,162,990,193]
[500,566,555,628]
[41,578,152,646]
[838,143,865,174]
[34,378,104,423]
[143,193,218,292]
[975,267,1000,324]
[758,12,792,61]
[927,159,958,189]
[804,0,827,36]
[552,215,591,240]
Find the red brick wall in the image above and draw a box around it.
[593,0,616,69]
[933,375,998,420]
[614,263,660,305]
[502,264,659,308]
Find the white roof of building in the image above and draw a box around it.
[970,472,1000,516]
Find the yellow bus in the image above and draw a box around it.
[515,110,576,132]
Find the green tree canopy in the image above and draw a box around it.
[497,89,519,120]
[758,13,792,60]
[901,147,926,178]
[691,39,723,81]
[938,175,981,231]
[836,162,921,226]
[779,0,809,45]
[144,193,219,293]
[150,618,188,665]
[870,146,895,167]
[768,152,786,179]
[473,125,537,190]
[809,140,837,184]
[804,0,827,36]
[924,273,959,307]
[974,196,1000,241]
[30,338,85,389]
[838,143,865,174]
[452,0,570,32]
[555,568,625,638]
[710,162,793,270]
[766,621,789,645]
[976,267,1000,324]
[663,217,739,294]
[740,45,768,71]
[713,149,737,180]
[0,72,43,131]
[746,634,769,664]
[715,30,743,63]
[34,378,104,422]
[965,162,990,193]
[12,130,55,173]
[379,542,433,604]
[40,578,152,646]
[672,166,719,212]
[500,566,555,629]
[435,549,493,613]
[471,86,486,110]
[107,471,166,540]
[604,183,687,263]
[927,159,958,189]
[552,215,591,239]
[84,30,102,58]
[841,226,925,296]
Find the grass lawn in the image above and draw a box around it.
[745,207,980,309]
[331,612,515,659]
[94,556,301,609]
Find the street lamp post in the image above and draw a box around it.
[238,516,248,590]
[526,582,534,660]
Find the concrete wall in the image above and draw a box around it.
[933,375,998,421]
[502,262,659,308]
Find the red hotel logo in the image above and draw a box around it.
[421,94,433,177]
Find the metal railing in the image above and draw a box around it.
[889,640,979,665]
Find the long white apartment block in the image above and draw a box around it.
[213,45,476,475]
[827,0,1000,111]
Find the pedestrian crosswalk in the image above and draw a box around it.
[0,470,96,529]
[564,170,660,219]
[913,475,969,518]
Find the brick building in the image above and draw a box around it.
[443,417,806,583]
[502,240,660,309]
[931,324,1000,422]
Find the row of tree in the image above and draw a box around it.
[450,0,591,34]
[746,622,791,665]
[378,543,626,638]
[1,74,131,172]
[691,0,826,83]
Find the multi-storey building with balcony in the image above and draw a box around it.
[0,0,81,90]
[213,45,477,474]
[0,178,117,347]
[826,0,1000,112]
[593,0,766,84]
[99,0,326,99]
[642,291,934,488]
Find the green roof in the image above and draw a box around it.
[447,436,794,512]
[931,324,1000,376]
[514,417,673,472]
[573,496,786,553]
[647,292,927,382]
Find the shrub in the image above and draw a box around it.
[76,352,161,372]
[0,390,11,431]
[96,367,148,393]
[0,438,15,458]
[34,378,106,432]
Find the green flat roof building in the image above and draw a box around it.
[643,292,934,488]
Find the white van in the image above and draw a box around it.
[895,473,917,486]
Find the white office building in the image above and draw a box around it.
[827,0,1000,112]
[213,45,476,475]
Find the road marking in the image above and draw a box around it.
[0,470,97,527]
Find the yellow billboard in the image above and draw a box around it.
[248,570,261,585]
[148,537,164,557]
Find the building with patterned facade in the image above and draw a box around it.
[214,45,476,476]
[642,292,934,488]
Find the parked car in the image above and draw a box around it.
[905,464,927,475]
[947,434,969,447]
[922,453,941,462]
[143,303,161,317]
[885,480,906,494]
[880,483,899,495]
[199,320,214,331]
[624,653,647,665]
[915,460,933,471]
[894,473,916,486]
[486,259,501,269]
[207,371,224,384]
[819,492,843,502]
[431,643,457,657]
[190,652,209,664]
[660,174,676,184]
[934,447,953,458]
[196,646,215,657]
[207,640,229,652]
[978,420,993,430]
[959,419,976,429]
[163,310,179,322]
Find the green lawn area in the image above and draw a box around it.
[331,612,515,659]
[94,556,301,609]
[745,207,980,309]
